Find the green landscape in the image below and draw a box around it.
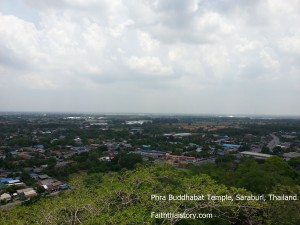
[2,0,300,224]
[0,113,300,224]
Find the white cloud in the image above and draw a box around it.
[137,31,160,51]
[126,56,173,76]
[0,0,300,114]
[279,36,300,56]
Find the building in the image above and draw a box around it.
[71,147,89,153]
[283,152,300,160]
[174,133,192,137]
[59,184,70,190]
[99,156,112,162]
[6,179,24,186]
[74,138,82,145]
[0,178,13,183]
[39,179,55,186]
[29,173,39,180]
[164,154,196,163]
[34,144,45,149]
[130,128,143,134]
[240,151,272,160]
[18,152,33,159]
[38,174,50,180]
[131,149,168,159]
[17,188,37,198]
[0,193,11,202]
[164,133,192,137]
[223,144,241,149]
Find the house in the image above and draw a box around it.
[31,148,45,153]
[0,193,11,202]
[33,167,43,173]
[126,120,151,125]
[34,144,45,149]
[122,143,132,148]
[90,144,100,148]
[52,181,63,188]
[39,179,55,186]
[0,178,13,183]
[46,185,57,192]
[29,173,39,180]
[18,152,32,159]
[223,144,241,149]
[59,184,70,190]
[17,188,37,198]
[71,147,88,153]
[38,174,50,180]
[24,190,37,198]
[7,179,21,184]
[99,156,111,162]
[42,181,64,193]
[74,137,82,145]
[17,187,34,195]
[196,147,202,152]
[283,152,300,160]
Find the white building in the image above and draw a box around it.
[240,151,272,160]
[0,193,11,202]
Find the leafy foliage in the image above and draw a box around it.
[1,164,297,224]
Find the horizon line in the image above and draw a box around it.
[1,111,300,119]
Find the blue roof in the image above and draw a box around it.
[30,173,39,178]
[223,144,241,149]
[59,184,70,190]
[35,144,45,149]
[0,178,13,183]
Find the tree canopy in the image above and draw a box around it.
[1,163,299,225]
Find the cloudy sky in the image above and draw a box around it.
[0,0,300,115]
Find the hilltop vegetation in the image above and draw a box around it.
[1,163,299,225]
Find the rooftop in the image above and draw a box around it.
[240,151,272,159]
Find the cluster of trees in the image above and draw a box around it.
[191,156,300,194]
[0,154,56,172]
[2,163,299,224]
[43,150,143,180]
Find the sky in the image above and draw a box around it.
[0,0,300,115]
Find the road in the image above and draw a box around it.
[267,134,280,150]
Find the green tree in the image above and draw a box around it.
[111,153,143,170]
